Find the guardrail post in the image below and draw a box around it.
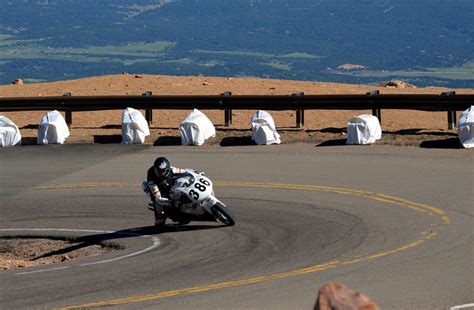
[292,92,304,128]
[367,90,381,125]
[441,91,456,129]
[372,108,381,124]
[225,109,232,127]
[143,91,153,125]
[447,111,456,130]
[65,111,72,125]
[296,109,305,127]
[63,92,72,125]
[221,92,232,126]
[145,109,153,125]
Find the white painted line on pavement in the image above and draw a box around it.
[79,236,160,266]
[0,228,161,275]
[451,304,474,310]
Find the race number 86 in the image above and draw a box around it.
[188,178,211,201]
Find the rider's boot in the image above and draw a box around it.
[147,202,155,211]
[153,203,167,227]
[154,211,166,226]
[155,219,165,226]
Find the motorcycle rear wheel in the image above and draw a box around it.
[211,204,235,226]
[177,217,191,225]
[166,207,191,225]
[169,214,191,225]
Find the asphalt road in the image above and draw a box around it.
[1,144,473,310]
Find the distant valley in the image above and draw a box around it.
[0,0,472,87]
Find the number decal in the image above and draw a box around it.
[189,189,199,200]
[199,178,211,186]
[188,177,211,201]
[195,183,206,191]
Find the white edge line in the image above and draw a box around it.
[1,228,115,234]
[451,304,474,310]
[0,229,161,275]
[17,266,70,275]
[79,236,160,266]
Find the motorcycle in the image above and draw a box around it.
[150,171,235,226]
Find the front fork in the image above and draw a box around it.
[202,195,221,214]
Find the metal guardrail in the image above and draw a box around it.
[0,91,472,129]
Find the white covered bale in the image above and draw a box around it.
[37,110,70,144]
[346,114,382,145]
[458,106,474,148]
[0,116,22,147]
[251,110,281,145]
[179,109,216,146]
[121,107,150,144]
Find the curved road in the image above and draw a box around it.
[1,144,473,309]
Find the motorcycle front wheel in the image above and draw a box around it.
[211,204,235,226]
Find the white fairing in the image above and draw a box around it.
[179,109,216,146]
[121,107,150,144]
[458,106,474,148]
[346,114,382,145]
[251,110,281,145]
[0,116,21,147]
[169,171,218,215]
[37,110,70,144]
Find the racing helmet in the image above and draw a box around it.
[153,157,171,177]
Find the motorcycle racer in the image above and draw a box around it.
[142,157,190,226]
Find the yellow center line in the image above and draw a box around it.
[37,181,449,310]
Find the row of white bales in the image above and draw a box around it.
[1,107,473,148]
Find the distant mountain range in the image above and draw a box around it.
[0,0,473,87]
